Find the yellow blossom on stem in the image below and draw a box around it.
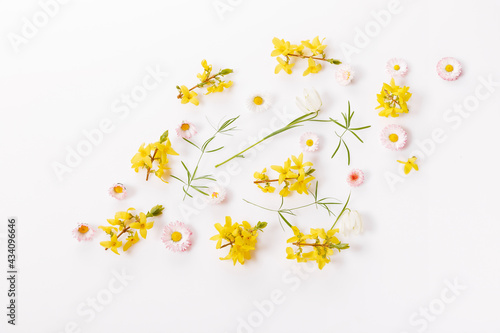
[129,212,154,239]
[100,235,122,255]
[210,217,267,265]
[271,37,292,57]
[274,57,295,75]
[123,231,140,251]
[180,85,199,106]
[301,36,327,56]
[397,156,419,174]
[303,58,322,76]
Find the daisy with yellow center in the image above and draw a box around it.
[437,57,462,81]
[380,124,408,151]
[72,223,95,242]
[206,185,226,204]
[386,58,408,77]
[175,120,197,139]
[246,92,271,113]
[335,64,355,85]
[108,183,127,200]
[161,221,192,252]
[299,132,320,152]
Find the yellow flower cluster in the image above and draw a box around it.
[177,59,233,106]
[99,205,164,255]
[210,216,267,265]
[254,153,315,197]
[131,130,178,182]
[376,78,412,117]
[271,36,341,76]
[286,226,349,269]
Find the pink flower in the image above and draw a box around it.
[386,58,408,77]
[72,223,95,242]
[335,64,354,86]
[108,183,127,200]
[175,121,197,139]
[436,57,462,81]
[161,221,192,252]
[380,124,407,151]
[299,132,319,152]
[347,169,364,187]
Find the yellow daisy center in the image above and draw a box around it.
[78,225,89,234]
[445,64,454,72]
[306,139,314,147]
[212,192,219,198]
[394,64,400,71]
[114,186,123,193]
[181,123,190,131]
[171,231,182,242]
[389,134,399,142]
[253,96,264,105]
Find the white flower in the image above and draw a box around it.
[436,57,462,81]
[72,223,95,242]
[338,210,363,237]
[386,58,408,77]
[206,185,226,204]
[246,92,272,113]
[161,221,192,252]
[108,183,127,200]
[295,88,322,113]
[299,132,319,152]
[380,124,408,151]
[335,64,354,86]
[175,121,197,139]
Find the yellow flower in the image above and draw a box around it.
[376,78,411,117]
[100,234,122,255]
[99,226,118,235]
[180,85,199,106]
[303,58,322,76]
[206,81,233,94]
[289,171,314,194]
[301,36,327,56]
[291,153,313,172]
[197,59,212,81]
[279,185,291,197]
[131,143,153,172]
[274,57,294,75]
[257,184,275,193]
[254,168,268,181]
[123,232,140,252]
[129,212,154,239]
[271,158,294,184]
[397,156,419,174]
[271,37,292,57]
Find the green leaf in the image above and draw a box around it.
[278,212,293,229]
[348,129,364,143]
[170,175,186,184]
[206,146,224,153]
[331,192,351,229]
[331,139,342,159]
[219,68,233,75]
[147,205,164,217]
[343,140,351,165]
[183,138,200,150]
[350,125,371,131]
[256,221,268,230]
[181,161,191,179]
[159,130,169,143]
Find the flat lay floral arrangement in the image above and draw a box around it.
[72,36,463,270]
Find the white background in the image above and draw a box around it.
[1,0,500,332]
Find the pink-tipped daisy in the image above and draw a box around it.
[72,223,95,242]
[175,121,197,139]
[299,132,319,152]
[436,57,462,81]
[161,221,192,252]
[386,58,408,77]
[207,185,226,204]
[335,64,355,86]
[347,169,364,187]
[108,183,127,200]
[380,124,408,151]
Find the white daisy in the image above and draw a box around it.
[436,57,462,81]
[299,132,319,152]
[72,223,95,242]
[108,183,127,200]
[386,58,408,77]
[246,92,271,112]
[175,121,197,139]
[206,185,226,204]
[335,64,354,86]
[380,124,408,151]
[161,221,192,252]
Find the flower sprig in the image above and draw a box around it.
[176,60,233,106]
[253,153,315,197]
[172,116,239,200]
[317,102,371,164]
[99,205,164,255]
[376,78,412,117]
[210,216,267,265]
[271,36,342,76]
[131,130,179,182]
